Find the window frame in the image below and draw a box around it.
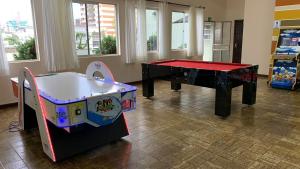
[170,5,189,52]
[72,0,121,57]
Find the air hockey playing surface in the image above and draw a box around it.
[12,72,136,104]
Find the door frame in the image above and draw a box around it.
[232,19,244,63]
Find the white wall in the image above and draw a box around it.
[0,0,227,105]
[223,0,275,74]
[169,0,227,21]
[225,0,245,21]
[242,0,275,75]
[224,0,245,61]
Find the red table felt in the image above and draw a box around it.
[154,60,251,71]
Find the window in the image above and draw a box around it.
[72,3,118,56]
[0,0,37,61]
[171,12,188,50]
[146,9,158,51]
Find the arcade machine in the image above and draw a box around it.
[10,61,137,162]
[269,28,300,90]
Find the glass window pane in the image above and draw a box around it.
[73,3,89,55]
[87,4,100,55]
[171,12,188,50]
[214,22,222,44]
[99,4,117,55]
[72,3,119,56]
[0,0,36,61]
[146,9,158,51]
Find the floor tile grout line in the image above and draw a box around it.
[0,160,5,169]
[10,142,31,169]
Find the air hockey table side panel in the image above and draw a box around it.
[11,78,87,127]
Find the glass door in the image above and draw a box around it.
[213,21,232,62]
[203,22,214,61]
[203,21,232,62]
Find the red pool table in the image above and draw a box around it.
[142,59,259,117]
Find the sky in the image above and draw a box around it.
[73,3,81,20]
[0,0,33,26]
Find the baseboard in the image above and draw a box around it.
[126,81,141,85]
[258,74,268,78]
[0,102,17,109]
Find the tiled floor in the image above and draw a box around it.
[1,78,300,169]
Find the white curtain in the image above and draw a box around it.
[39,0,79,72]
[0,33,9,76]
[125,0,147,63]
[187,6,197,57]
[136,0,147,61]
[158,1,171,59]
[125,0,137,63]
[196,7,204,58]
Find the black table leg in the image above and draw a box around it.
[143,78,154,97]
[171,76,181,91]
[142,64,154,97]
[171,67,182,91]
[215,72,232,117]
[242,67,258,105]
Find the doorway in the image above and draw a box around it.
[203,21,232,62]
[232,20,244,63]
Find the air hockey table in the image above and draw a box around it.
[142,59,259,117]
[11,61,136,162]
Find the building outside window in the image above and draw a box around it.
[171,11,188,50]
[0,0,37,62]
[73,3,118,56]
